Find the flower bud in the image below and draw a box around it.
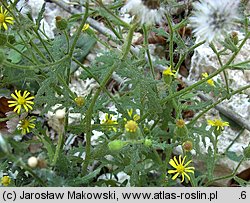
[182,139,193,152]
[144,139,152,147]
[28,156,38,168]
[55,108,66,119]
[74,96,85,107]
[37,159,47,168]
[231,31,239,45]
[243,146,250,159]
[163,75,172,85]
[174,119,188,137]
[108,140,125,151]
[55,16,68,30]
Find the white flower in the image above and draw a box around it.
[189,0,240,42]
[121,0,165,25]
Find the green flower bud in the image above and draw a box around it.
[0,33,8,46]
[243,146,250,159]
[108,140,125,151]
[174,119,188,137]
[144,139,152,147]
[163,75,172,85]
[55,16,68,30]
[231,31,239,45]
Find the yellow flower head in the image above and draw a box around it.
[101,113,118,132]
[168,155,195,182]
[125,120,138,133]
[74,96,85,107]
[126,108,140,121]
[18,116,36,135]
[82,23,89,31]
[176,119,185,128]
[1,175,11,186]
[8,90,35,114]
[207,118,229,130]
[163,66,176,77]
[0,6,14,31]
[202,72,215,87]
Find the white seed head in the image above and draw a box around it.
[28,156,38,168]
[189,0,240,42]
[121,0,165,25]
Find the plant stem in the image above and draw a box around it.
[82,63,117,175]
[32,28,55,62]
[52,133,64,166]
[175,40,206,72]
[6,43,35,64]
[64,30,70,54]
[224,128,245,153]
[166,14,174,69]
[82,24,137,175]
[204,157,245,186]
[97,0,130,29]
[2,55,70,70]
[68,1,89,57]
[143,24,155,79]
[161,32,250,104]
[210,43,230,96]
[188,84,250,126]
[121,24,137,60]
[72,57,126,115]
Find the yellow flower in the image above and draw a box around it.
[176,119,185,128]
[1,176,11,186]
[101,113,118,132]
[82,23,89,31]
[18,117,36,135]
[202,72,215,87]
[125,120,138,133]
[0,6,14,31]
[168,155,195,182]
[163,66,176,77]
[126,108,140,121]
[207,118,229,130]
[8,90,35,114]
[74,96,85,107]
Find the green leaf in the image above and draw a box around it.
[233,176,250,186]
[41,137,55,162]
[67,168,102,186]
[97,7,128,27]
[7,45,27,63]
[225,151,243,162]
[36,3,46,29]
